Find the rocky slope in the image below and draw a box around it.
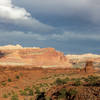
[66,54,100,62]
[44,84,100,100]
[0,45,71,68]
[66,54,100,68]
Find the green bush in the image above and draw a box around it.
[64,77,70,82]
[84,75,100,86]
[68,89,77,96]
[3,94,8,98]
[19,90,27,96]
[28,89,34,96]
[20,87,33,96]
[57,88,77,99]
[35,88,41,95]
[71,78,76,81]
[11,94,18,100]
[1,82,6,86]
[55,78,66,85]
[8,78,12,82]
[8,93,11,96]
[83,78,89,82]
[73,80,82,86]
[58,88,67,99]
[16,75,20,79]
[66,88,77,100]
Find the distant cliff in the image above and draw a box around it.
[66,54,100,68]
[0,45,71,68]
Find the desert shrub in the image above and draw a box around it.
[19,90,27,96]
[71,78,81,81]
[54,88,77,100]
[55,78,66,85]
[20,87,33,96]
[58,88,67,99]
[73,80,82,86]
[28,89,34,96]
[35,87,41,95]
[24,87,33,96]
[8,93,11,96]
[39,83,49,88]
[84,75,100,86]
[62,77,70,84]
[64,77,70,81]
[1,82,6,86]
[16,75,20,79]
[68,89,77,96]
[3,94,8,98]
[71,78,76,81]
[83,78,89,82]
[66,88,77,100]
[8,78,12,82]
[13,86,19,89]
[11,93,18,100]
[19,73,23,77]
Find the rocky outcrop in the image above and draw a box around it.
[0,45,71,68]
[66,54,100,69]
[84,61,94,73]
[66,54,100,63]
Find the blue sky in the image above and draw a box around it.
[0,0,100,54]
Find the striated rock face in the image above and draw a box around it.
[0,45,71,68]
[66,54,100,69]
[66,54,100,63]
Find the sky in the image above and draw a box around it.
[0,0,100,54]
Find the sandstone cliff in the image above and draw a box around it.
[66,54,100,68]
[0,45,71,68]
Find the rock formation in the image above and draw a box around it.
[66,54,100,69]
[84,61,94,73]
[0,45,71,68]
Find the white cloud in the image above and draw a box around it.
[0,0,30,20]
[0,0,54,32]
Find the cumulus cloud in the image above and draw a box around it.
[0,0,54,32]
[0,0,30,20]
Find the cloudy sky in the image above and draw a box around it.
[0,0,100,54]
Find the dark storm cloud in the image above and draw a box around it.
[13,0,100,23]
[13,0,100,33]
[0,0,100,54]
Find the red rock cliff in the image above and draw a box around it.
[0,45,71,68]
